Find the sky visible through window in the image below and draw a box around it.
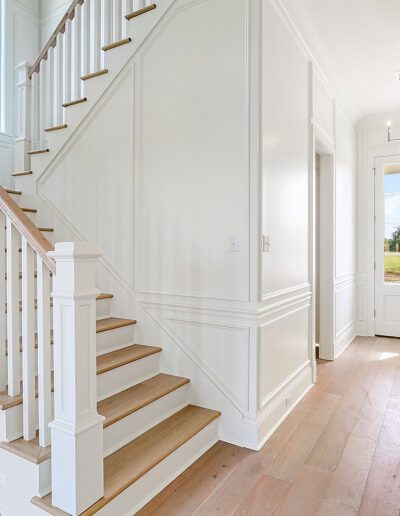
[384,173,400,239]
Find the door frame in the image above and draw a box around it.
[374,155,400,336]
[314,138,335,360]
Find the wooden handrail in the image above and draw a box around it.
[0,187,56,273]
[29,0,84,79]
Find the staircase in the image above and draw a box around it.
[0,1,221,515]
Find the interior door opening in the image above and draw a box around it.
[314,142,334,361]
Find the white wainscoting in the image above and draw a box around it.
[254,284,312,448]
[334,275,356,357]
[135,0,251,303]
[39,66,135,292]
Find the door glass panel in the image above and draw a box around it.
[384,167,400,282]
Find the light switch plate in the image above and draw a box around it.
[229,234,239,252]
[263,235,270,252]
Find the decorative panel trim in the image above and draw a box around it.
[134,0,251,302]
[141,303,251,414]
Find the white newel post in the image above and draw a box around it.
[14,62,31,172]
[48,242,105,516]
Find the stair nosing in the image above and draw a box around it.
[96,344,161,375]
[100,373,190,428]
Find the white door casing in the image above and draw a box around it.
[375,155,400,337]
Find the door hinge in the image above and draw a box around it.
[374,262,376,270]
[373,167,376,176]
[374,309,376,317]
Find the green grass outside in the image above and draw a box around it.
[384,253,400,282]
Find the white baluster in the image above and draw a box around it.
[49,243,104,515]
[39,58,47,146]
[6,220,20,396]
[93,0,102,70]
[64,18,72,103]
[73,4,82,99]
[114,0,122,42]
[37,256,52,447]
[30,72,39,151]
[103,0,113,47]
[21,237,35,441]
[0,212,5,392]
[46,47,55,129]
[55,33,64,123]
[83,0,91,76]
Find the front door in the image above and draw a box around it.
[375,155,400,336]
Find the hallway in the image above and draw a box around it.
[139,336,400,515]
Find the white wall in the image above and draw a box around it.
[256,0,357,447]
[39,0,69,46]
[23,0,357,450]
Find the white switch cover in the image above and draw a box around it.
[229,235,239,252]
[263,235,270,252]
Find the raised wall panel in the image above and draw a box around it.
[262,0,309,296]
[335,282,355,337]
[159,315,250,412]
[259,307,309,407]
[137,0,250,301]
[41,68,135,289]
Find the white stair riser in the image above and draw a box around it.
[96,420,219,516]
[96,325,135,355]
[5,297,111,335]
[0,394,54,443]
[103,385,189,458]
[97,352,160,402]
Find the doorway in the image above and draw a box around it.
[375,156,400,336]
[314,142,334,361]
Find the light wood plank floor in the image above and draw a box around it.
[138,336,400,515]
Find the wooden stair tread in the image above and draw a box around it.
[125,3,157,20]
[5,188,21,195]
[96,344,161,375]
[0,332,143,410]
[62,97,87,108]
[102,37,131,51]
[44,124,67,132]
[0,433,51,465]
[11,171,33,177]
[4,292,110,313]
[96,317,137,333]
[81,69,108,81]
[0,372,54,410]
[89,405,220,513]
[99,373,189,428]
[31,405,220,515]
[27,149,49,155]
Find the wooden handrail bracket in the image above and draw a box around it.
[0,187,56,273]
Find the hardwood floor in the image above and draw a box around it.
[138,336,400,515]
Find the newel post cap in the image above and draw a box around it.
[48,241,103,262]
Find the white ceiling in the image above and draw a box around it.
[281,0,400,121]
